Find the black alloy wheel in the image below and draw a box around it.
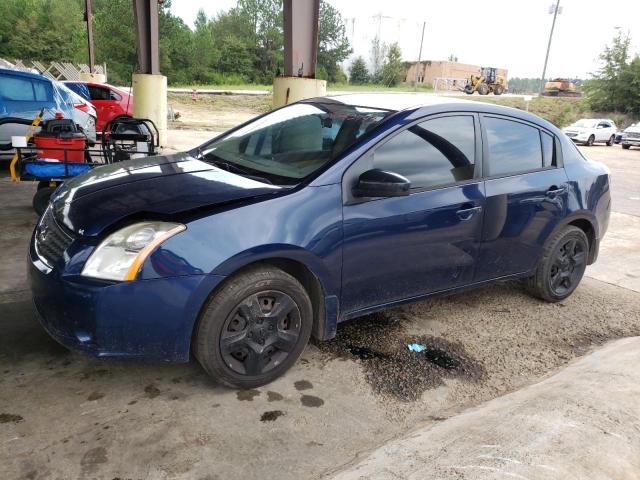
[221,290,301,376]
[526,226,589,302]
[548,238,587,297]
[194,266,312,388]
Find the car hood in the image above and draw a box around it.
[50,152,283,237]
[564,126,590,133]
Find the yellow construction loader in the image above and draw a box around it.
[463,67,507,95]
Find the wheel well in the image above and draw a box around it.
[567,218,596,262]
[196,258,327,342]
[258,258,326,340]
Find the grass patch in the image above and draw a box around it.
[464,95,638,128]
[168,92,272,113]
[170,84,272,91]
[327,83,434,93]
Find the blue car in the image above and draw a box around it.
[29,94,611,388]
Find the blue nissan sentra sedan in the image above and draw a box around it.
[29,94,611,388]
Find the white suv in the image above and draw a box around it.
[563,119,617,146]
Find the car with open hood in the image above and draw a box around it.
[29,93,611,388]
[621,123,640,150]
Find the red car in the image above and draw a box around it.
[63,81,133,132]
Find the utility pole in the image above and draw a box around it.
[414,21,426,91]
[84,0,95,73]
[539,0,562,94]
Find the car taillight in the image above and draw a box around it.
[74,103,90,113]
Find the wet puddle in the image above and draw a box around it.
[315,312,485,401]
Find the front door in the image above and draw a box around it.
[341,114,485,315]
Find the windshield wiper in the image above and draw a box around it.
[204,155,274,185]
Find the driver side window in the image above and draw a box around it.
[373,115,476,190]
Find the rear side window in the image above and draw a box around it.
[484,117,543,176]
[88,86,111,101]
[0,74,51,101]
[541,131,555,167]
[373,115,476,189]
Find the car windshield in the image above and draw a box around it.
[572,120,597,128]
[193,101,392,185]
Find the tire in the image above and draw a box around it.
[622,144,631,150]
[464,84,474,95]
[526,226,589,302]
[194,266,313,389]
[493,84,504,95]
[477,83,489,95]
[32,187,56,216]
[586,135,595,146]
[606,135,615,146]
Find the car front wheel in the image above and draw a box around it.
[526,226,589,302]
[586,135,595,146]
[194,265,312,388]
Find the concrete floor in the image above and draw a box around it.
[1,139,639,479]
[335,336,640,480]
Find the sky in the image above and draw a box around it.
[170,0,640,79]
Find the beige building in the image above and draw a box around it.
[405,60,508,90]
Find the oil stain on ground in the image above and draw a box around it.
[267,391,283,402]
[315,312,485,401]
[236,389,260,401]
[144,384,160,399]
[294,380,313,391]
[260,410,285,422]
[300,395,324,407]
[0,413,24,424]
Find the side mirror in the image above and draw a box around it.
[352,169,411,198]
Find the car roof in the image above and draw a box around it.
[309,92,561,133]
[0,67,50,81]
[320,92,467,111]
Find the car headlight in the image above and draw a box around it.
[81,221,186,281]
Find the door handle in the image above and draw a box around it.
[546,185,567,197]
[456,205,482,220]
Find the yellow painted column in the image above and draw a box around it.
[78,72,106,83]
[273,76,327,108]
[132,73,167,147]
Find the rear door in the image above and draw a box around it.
[341,114,485,314]
[476,115,569,280]
[596,121,613,142]
[88,85,117,131]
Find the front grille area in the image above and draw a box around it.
[35,208,74,267]
[565,132,577,138]
[625,132,640,139]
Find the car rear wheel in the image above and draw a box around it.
[526,226,589,302]
[606,135,615,146]
[194,266,312,388]
[586,135,595,146]
[622,144,631,150]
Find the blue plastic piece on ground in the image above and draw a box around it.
[24,161,92,179]
[407,343,427,353]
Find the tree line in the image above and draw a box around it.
[0,0,352,86]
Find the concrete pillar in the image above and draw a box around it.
[273,77,326,108]
[79,72,106,83]
[275,0,323,108]
[132,73,167,146]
